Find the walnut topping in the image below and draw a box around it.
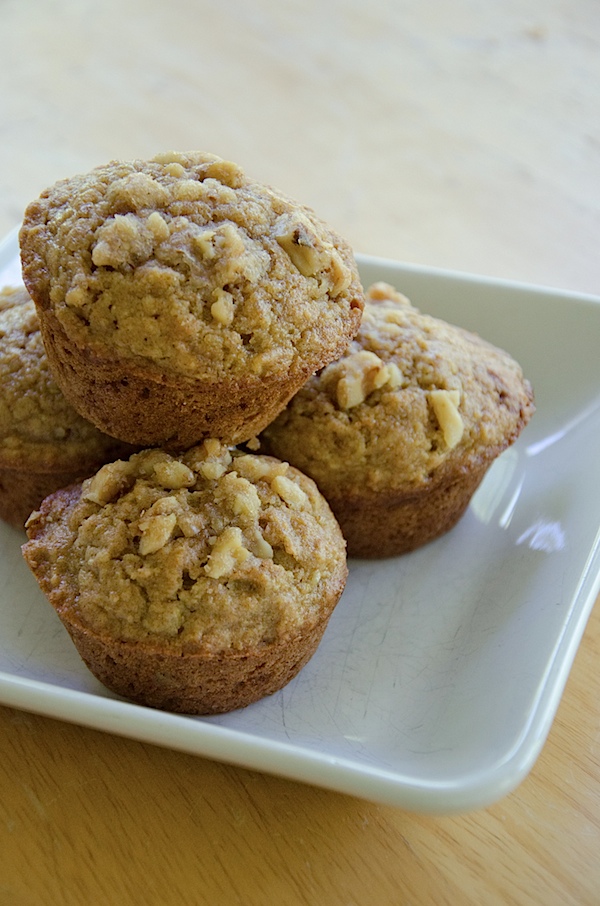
[105,172,171,211]
[199,461,225,480]
[271,474,308,508]
[192,228,217,260]
[146,211,170,242]
[204,439,223,456]
[273,213,350,296]
[173,180,207,202]
[210,289,235,326]
[152,459,195,489]
[428,389,464,448]
[138,509,177,556]
[194,222,268,285]
[251,533,274,560]
[164,162,186,178]
[201,158,245,188]
[195,438,233,480]
[204,526,251,579]
[233,454,272,482]
[384,362,403,389]
[367,282,412,307]
[83,460,134,505]
[323,350,401,409]
[92,214,155,268]
[220,472,262,519]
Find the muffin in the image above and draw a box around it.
[19,151,364,449]
[22,441,348,714]
[0,286,136,529]
[260,282,535,558]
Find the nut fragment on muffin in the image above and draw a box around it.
[260,282,535,558]
[22,441,348,714]
[19,151,364,450]
[0,286,136,529]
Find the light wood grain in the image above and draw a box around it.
[1,1,599,903]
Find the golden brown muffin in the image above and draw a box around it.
[22,441,348,714]
[0,286,136,529]
[260,282,535,558]
[19,151,364,449]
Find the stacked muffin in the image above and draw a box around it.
[19,151,364,449]
[13,150,534,714]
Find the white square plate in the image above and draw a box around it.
[1,227,599,814]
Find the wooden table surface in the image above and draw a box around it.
[1,2,599,903]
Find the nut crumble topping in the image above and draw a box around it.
[20,152,364,380]
[25,441,346,651]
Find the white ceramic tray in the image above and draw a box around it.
[2,227,599,814]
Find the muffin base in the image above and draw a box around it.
[59,606,340,715]
[329,461,490,559]
[37,310,340,450]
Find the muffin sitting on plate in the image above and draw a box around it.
[260,282,535,558]
[0,286,135,529]
[22,441,348,714]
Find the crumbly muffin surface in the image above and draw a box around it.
[261,282,535,495]
[20,151,363,379]
[0,286,126,467]
[23,442,347,651]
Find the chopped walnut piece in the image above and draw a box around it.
[245,436,261,452]
[204,438,223,457]
[83,460,134,505]
[138,511,177,556]
[428,389,464,449]
[173,179,207,202]
[201,158,245,188]
[91,212,163,268]
[218,472,261,519]
[204,526,251,579]
[192,228,217,260]
[252,533,274,560]
[164,161,186,178]
[385,362,403,389]
[367,282,411,307]
[325,350,399,409]
[234,454,273,482]
[271,474,308,508]
[146,211,170,243]
[194,438,233,480]
[153,459,195,489]
[105,172,171,211]
[199,461,227,481]
[273,212,350,295]
[210,289,235,326]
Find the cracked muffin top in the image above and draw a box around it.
[23,441,347,652]
[260,282,535,496]
[0,286,130,469]
[19,151,364,379]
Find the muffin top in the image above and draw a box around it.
[0,286,131,469]
[23,441,347,652]
[260,282,535,497]
[19,151,363,380]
